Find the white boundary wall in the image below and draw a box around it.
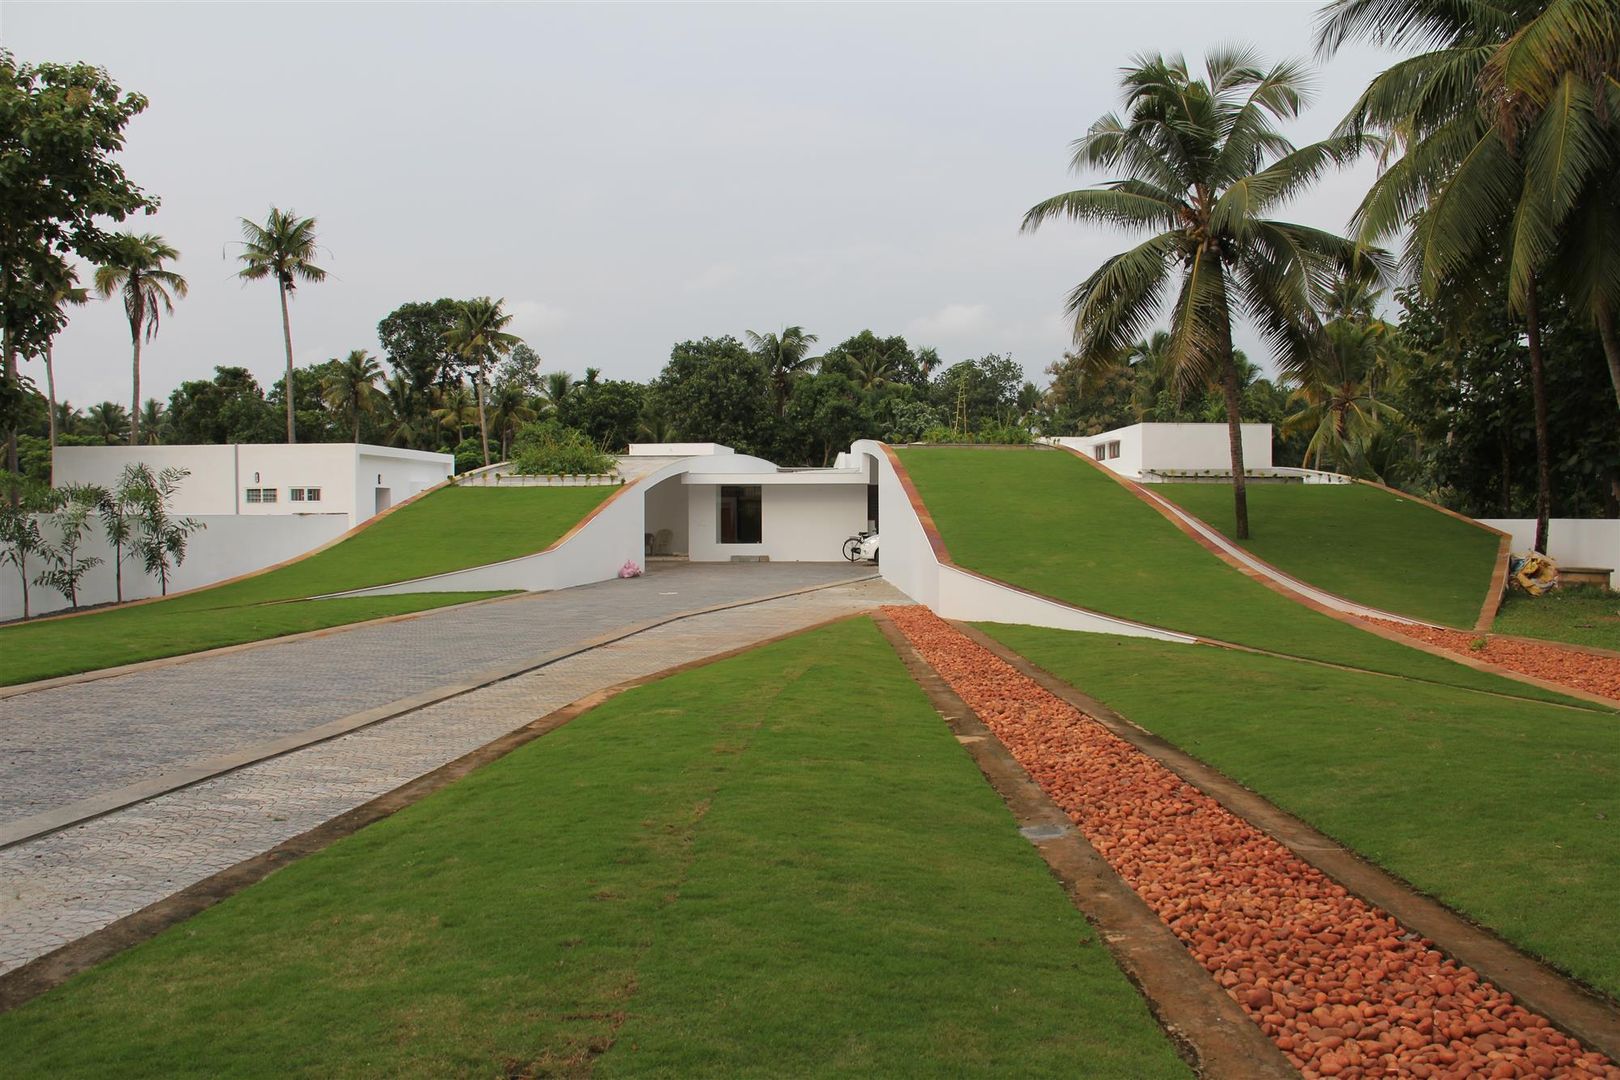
[1048,423,1273,479]
[1478,519,1619,587]
[846,440,1196,642]
[2,513,348,619]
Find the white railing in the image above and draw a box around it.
[455,470,621,487]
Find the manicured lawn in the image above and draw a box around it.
[1156,481,1501,628]
[895,447,1585,705]
[1494,586,1620,651]
[0,485,616,686]
[982,623,1620,999]
[0,618,1189,1079]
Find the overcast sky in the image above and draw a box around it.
[4,2,1396,409]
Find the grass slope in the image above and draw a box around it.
[0,618,1189,1079]
[1156,482,1500,628]
[1494,586,1620,651]
[983,624,1620,999]
[896,447,1588,706]
[0,485,616,686]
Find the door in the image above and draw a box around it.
[374,487,392,516]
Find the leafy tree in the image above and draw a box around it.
[746,326,820,416]
[508,419,615,476]
[1284,318,1406,472]
[98,465,148,603]
[539,370,578,417]
[444,297,520,467]
[1,53,156,492]
[269,364,341,443]
[931,355,1026,434]
[320,349,384,443]
[486,381,535,460]
[820,331,927,389]
[1022,49,1372,538]
[93,233,187,446]
[882,398,946,443]
[495,342,545,397]
[0,475,49,617]
[559,379,646,453]
[34,273,88,471]
[380,373,428,449]
[650,337,775,455]
[138,398,168,444]
[167,367,278,444]
[35,483,102,609]
[85,401,130,444]
[783,373,869,466]
[234,207,326,443]
[377,299,463,391]
[431,384,479,445]
[126,463,204,595]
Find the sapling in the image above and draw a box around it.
[0,476,50,618]
[131,465,204,596]
[35,483,104,609]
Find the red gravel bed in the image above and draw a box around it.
[1366,620,1620,703]
[885,606,1618,1079]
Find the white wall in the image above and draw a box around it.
[356,448,455,526]
[237,444,359,521]
[2,513,349,619]
[1478,519,1619,587]
[54,445,238,515]
[643,475,690,555]
[685,482,866,563]
[1049,423,1273,478]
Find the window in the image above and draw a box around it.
[304,487,321,502]
[1093,446,1106,461]
[1107,441,1122,460]
[288,487,322,502]
[289,488,304,502]
[718,485,763,544]
[245,487,278,504]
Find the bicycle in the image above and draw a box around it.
[842,530,878,563]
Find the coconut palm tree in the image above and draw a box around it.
[540,370,577,417]
[234,208,326,444]
[746,327,820,416]
[444,297,520,467]
[1283,318,1406,472]
[488,382,536,459]
[1022,49,1376,537]
[320,349,384,443]
[851,350,899,391]
[138,399,168,445]
[431,384,479,446]
[86,401,130,444]
[54,401,82,437]
[93,234,187,446]
[381,373,426,448]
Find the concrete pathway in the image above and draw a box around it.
[0,562,868,830]
[0,572,903,975]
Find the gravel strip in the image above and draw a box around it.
[886,605,1618,1080]
[1366,620,1620,703]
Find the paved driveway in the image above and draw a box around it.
[0,562,870,828]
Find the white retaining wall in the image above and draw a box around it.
[2,513,349,619]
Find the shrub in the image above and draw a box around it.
[509,420,616,476]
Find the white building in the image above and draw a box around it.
[1046,423,1276,481]
[53,443,453,528]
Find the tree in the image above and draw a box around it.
[486,381,535,459]
[540,370,578,417]
[0,477,48,617]
[98,465,148,603]
[93,233,187,446]
[1022,49,1373,538]
[377,299,463,391]
[561,379,646,453]
[1,53,156,496]
[234,207,326,443]
[784,373,869,466]
[126,464,204,596]
[35,273,88,476]
[496,342,545,397]
[138,398,168,444]
[320,349,384,443]
[35,483,102,609]
[444,297,520,468]
[746,326,820,416]
[650,337,775,455]
[86,401,130,444]
[381,373,427,449]
[431,384,479,445]
[166,367,277,444]
[1284,318,1406,472]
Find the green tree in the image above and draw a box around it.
[85,401,130,444]
[495,342,545,397]
[1283,318,1406,472]
[234,207,326,443]
[0,479,48,617]
[1,52,155,494]
[97,465,148,603]
[651,337,775,455]
[444,297,520,468]
[125,463,204,596]
[166,367,277,444]
[34,273,88,474]
[431,384,479,446]
[487,381,536,459]
[1022,49,1372,538]
[746,326,820,416]
[35,483,102,609]
[561,379,646,453]
[784,373,869,466]
[138,398,168,444]
[377,299,463,391]
[93,233,187,446]
[539,370,578,417]
[380,373,428,449]
[320,349,384,443]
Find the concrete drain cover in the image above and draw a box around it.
[1019,823,1069,842]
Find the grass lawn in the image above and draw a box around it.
[1155,482,1501,628]
[895,447,1587,706]
[0,485,616,686]
[982,623,1620,999]
[1494,586,1620,651]
[0,618,1189,1079]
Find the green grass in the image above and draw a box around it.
[896,447,1589,706]
[0,618,1189,1079]
[0,485,617,686]
[1155,482,1501,628]
[981,623,1620,999]
[1494,586,1620,651]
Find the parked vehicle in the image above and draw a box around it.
[842,530,879,564]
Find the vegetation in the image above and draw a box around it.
[234,207,326,443]
[0,484,616,684]
[508,418,616,476]
[0,619,1190,1078]
[443,297,520,468]
[1155,481,1501,628]
[1494,585,1620,651]
[92,233,187,446]
[981,624,1620,997]
[895,446,1591,705]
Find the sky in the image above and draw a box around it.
[3,2,1398,410]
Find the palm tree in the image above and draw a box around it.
[86,401,130,444]
[234,208,326,444]
[746,327,820,416]
[1318,0,1618,551]
[916,346,943,381]
[851,350,899,391]
[444,297,520,467]
[54,401,82,437]
[37,274,88,473]
[540,370,577,417]
[320,349,384,443]
[93,234,187,446]
[431,384,479,446]
[1126,331,1176,421]
[488,382,536,459]
[1022,49,1375,537]
[138,399,168,445]
[1283,318,1406,472]
[382,373,426,448]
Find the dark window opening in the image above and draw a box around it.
[719,485,763,544]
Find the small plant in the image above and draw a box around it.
[126,464,205,596]
[98,466,149,604]
[35,484,104,610]
[510,419,615,476]
[0,475,50,619]
[1469,637,1488,652]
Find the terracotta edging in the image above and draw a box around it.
[873,611,1296,1079]
[0,572,882,847]
[958,621,1620,1063]
[0,610,871,1015]
[1048,443,1620,710]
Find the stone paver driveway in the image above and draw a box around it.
[0,562,867,829]
[0,571,905,976]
